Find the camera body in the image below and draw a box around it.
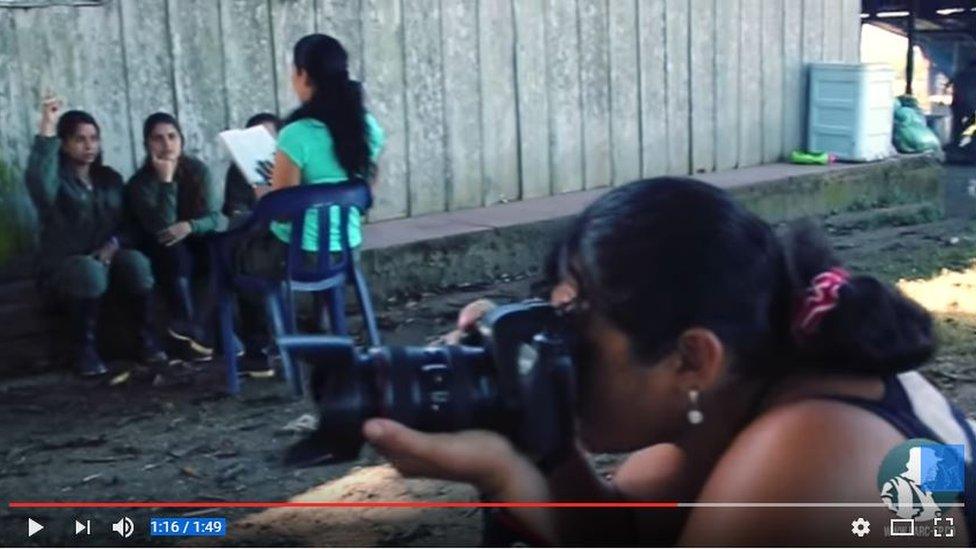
[279,301,577,469]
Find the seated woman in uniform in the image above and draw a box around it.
[126,112,225,362]
[25,93,167,376]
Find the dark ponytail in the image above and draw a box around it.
[287,34,371,178]
[781,222,934,374]
[545,177,935,377]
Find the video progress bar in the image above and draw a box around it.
[6,502,966,509]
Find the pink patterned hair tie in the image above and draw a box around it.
[792,267,850,338]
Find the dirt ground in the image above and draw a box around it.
[4,180,976,546]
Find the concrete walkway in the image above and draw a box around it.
[363,159,902,251]
[359,155,942,300]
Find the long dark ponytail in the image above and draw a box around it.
[287,34,370,178]
[545,177,934,376]
[141,112,208,220]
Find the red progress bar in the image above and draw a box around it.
[8,501,678,509]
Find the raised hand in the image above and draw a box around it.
[39,90,62,137]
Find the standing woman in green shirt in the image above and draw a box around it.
[127,112,225,361]
[25,93,167,376]
[236,33,384,351]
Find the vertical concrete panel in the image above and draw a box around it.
[442,0,483,209]
[761,0,784,163]
[639,0,667,177]
[220,0,278,129]
[479,0,519,204]
[13,7,82,139]
[803,0,824,62]
[513,0,551,198]
[316,0,364,80]
[782,0,804,155]
[738,0,762,167]
[168,0,229,175]
[0,10,30,170]
[665,0,690,175]
[842,0,862,63]
[579,0,611,189]
[802,0,825,151]
[690,0,714,174]
[271,0,316,116]
[715,0,740,170]
[120,0,177,167]
[608,0,640,185]
[822,0,843,61]
[546,0,583,194]
[73,4,135,175]
[363,0,408,220]
[403,0,446,215]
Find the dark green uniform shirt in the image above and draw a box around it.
[126,156,224,236]
[25,135,125,273]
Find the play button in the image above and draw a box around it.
[27,518,43,537]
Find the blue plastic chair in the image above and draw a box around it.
[208,180,381,396]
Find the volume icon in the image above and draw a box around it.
[111,517,134,538]
[74,519,91,535]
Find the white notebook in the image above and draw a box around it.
[218,125,277,186]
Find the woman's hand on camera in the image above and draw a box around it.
[428,298,497,345]
[362,418,548,501]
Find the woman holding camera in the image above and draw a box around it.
[25,93,167,376]
[363,178,974,546]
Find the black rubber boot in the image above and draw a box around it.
[133,291,169,366]
[68,298,108,377]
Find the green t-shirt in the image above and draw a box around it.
[270,114,385,252]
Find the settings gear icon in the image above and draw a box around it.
[851,518,871,537]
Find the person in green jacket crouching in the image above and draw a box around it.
[25,93,167,376]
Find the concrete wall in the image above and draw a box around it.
[0,0,862,221]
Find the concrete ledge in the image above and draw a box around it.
[360,155,943,302]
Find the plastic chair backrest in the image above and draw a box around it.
[249,180,371,284]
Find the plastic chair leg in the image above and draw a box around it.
[266,292,303,397]
[326,286,348,336]
[279,284,298,333]
[218,290,240,395]
[352,264,381,346]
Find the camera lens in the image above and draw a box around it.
[378,346,499,432]
[281,337,501,465]
[280,301,574,467]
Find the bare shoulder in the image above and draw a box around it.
[714,398,905,489]
[679,399,907,545]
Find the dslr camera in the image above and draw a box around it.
[278,300,578,469]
